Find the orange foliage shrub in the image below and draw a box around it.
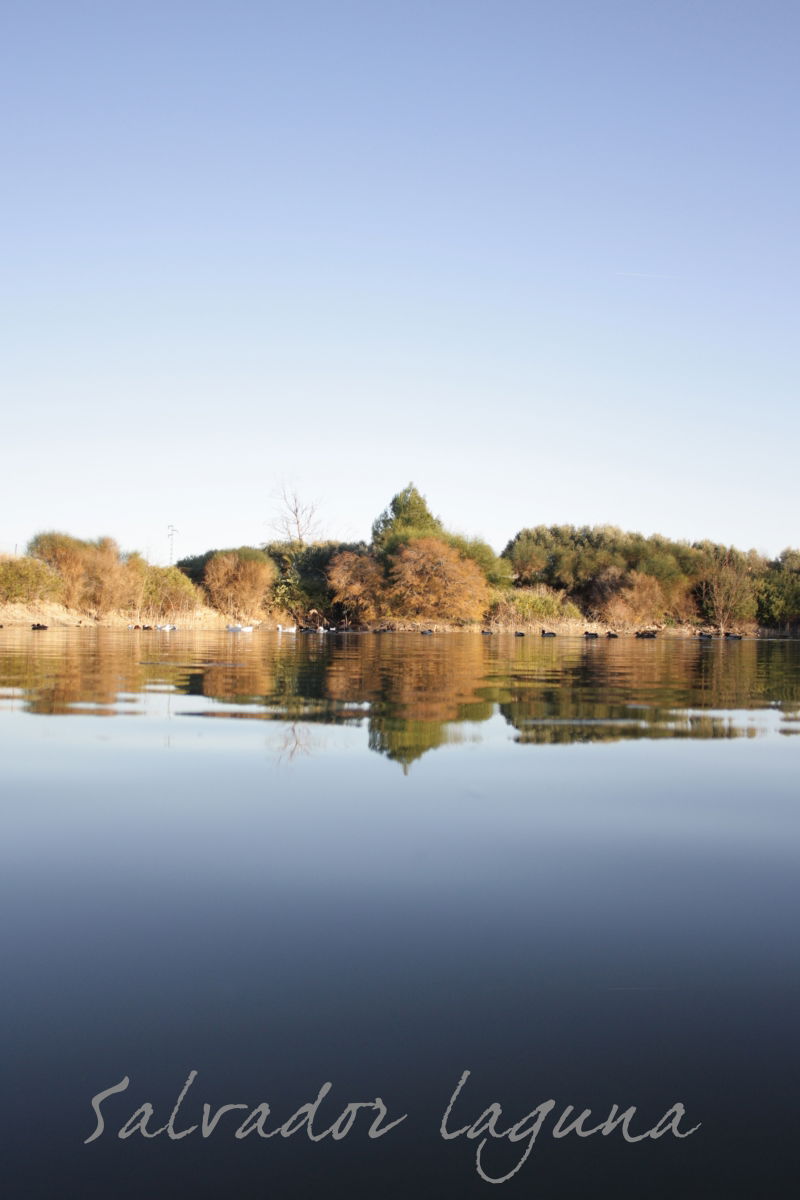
[388,538,489,622]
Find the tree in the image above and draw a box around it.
[757,548,800,629]
[328,552,386,623]
[388,537,489,622]
[371,484,442,549]
[697,548,758,633]
[271,485,320,547]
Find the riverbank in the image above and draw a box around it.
[0,600,231,630]
[0,599,776,637]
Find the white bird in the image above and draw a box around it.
[277,624,297,633]
[227,624,253,633]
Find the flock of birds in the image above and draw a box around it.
[24,623,746,639]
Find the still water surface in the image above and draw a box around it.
[1,630,798,1198]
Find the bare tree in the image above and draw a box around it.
[270,484,321,546]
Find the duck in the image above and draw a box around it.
[725,632,743,640]
[31,623,48,630]
[481,629,494,635]
[420,629,434,635]
[226,624,253,633]
[606,631,618,638]
[698,632,714,640]
[541,629,556,637]
[514,631,526,637]
[276,624,297,633]
[635,630,657,639]
[584,631,599,639]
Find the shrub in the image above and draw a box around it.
[328,552,386,622]
[388,538,489,622]
[203,551,276,618]
[486,585,581,625]
[601,572,668,626]
[142,566,201,617]
[0,555,63,604]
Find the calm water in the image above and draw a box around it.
[1,629,798,1198]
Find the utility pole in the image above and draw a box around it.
[168,525,178,565]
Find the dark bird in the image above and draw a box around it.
[541,629,556,637]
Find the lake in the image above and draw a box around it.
[1,629,798,1198]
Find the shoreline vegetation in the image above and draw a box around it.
[2,486,799,636]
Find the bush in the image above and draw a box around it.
[203,551,276,618]
[601,572,668,627]
[142,566,201,617]
[486,585,581,625]
[0,556,63,604]
[388,538,489,622]
[328,552,386,622]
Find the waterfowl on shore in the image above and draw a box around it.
[541,629,556,637]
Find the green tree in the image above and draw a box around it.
[371,484,443,549]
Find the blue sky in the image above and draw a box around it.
[2,0,797,563]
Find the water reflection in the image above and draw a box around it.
[1,630,798,765]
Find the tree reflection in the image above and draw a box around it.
[1,630,798,766]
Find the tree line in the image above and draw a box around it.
[2,485,799,631]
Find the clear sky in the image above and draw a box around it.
[2,0,797,564]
